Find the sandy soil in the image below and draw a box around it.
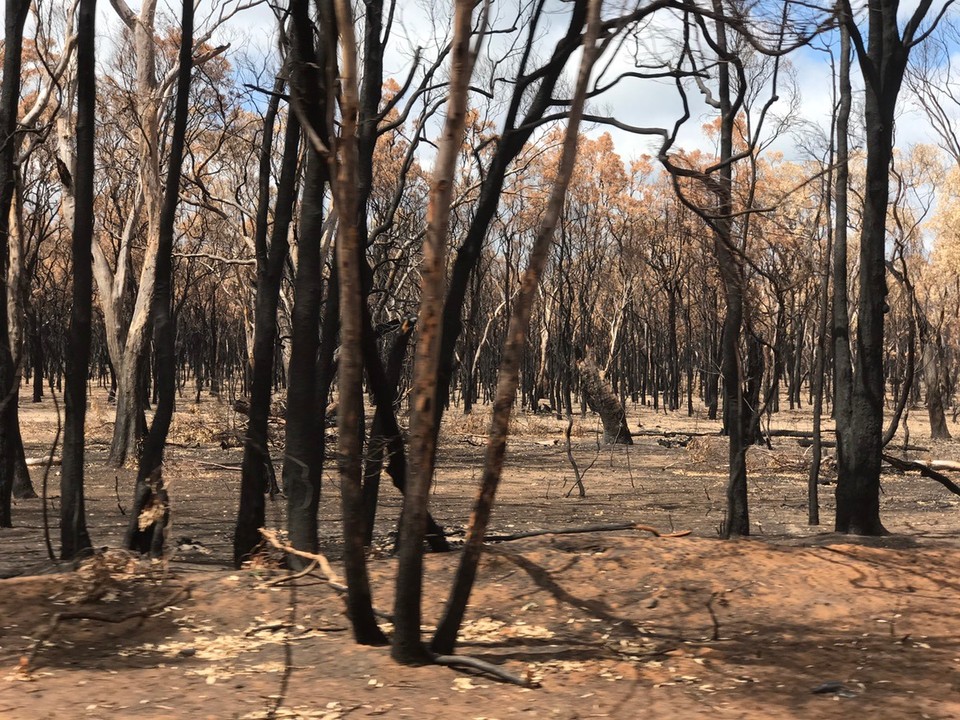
[2,391,960,719]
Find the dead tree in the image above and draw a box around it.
[123,0,193,555]
[60,0,97,559]
[0,0,31,527]
[431,0,602,656]
[578,352,633,444]
[833,0,948,534]
[393,0,484,666]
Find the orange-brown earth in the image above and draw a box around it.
[2,390,960,719]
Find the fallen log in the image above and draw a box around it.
[798,438,930,453]
[882,453,960,497]
[485,521,691,542]
[25,457,61,467]
[631,429,720,438]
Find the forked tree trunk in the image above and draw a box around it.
[331,0,388,647]
[833,0,936,534]
[578,353,632,444]
[393,0,482,665]
[282,0,332,563]
[234,88,300,567]
[432,0,601,655]
[123,0,193,555]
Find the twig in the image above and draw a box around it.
[196,460,243,472]
[258,529,394,621]
[706,592,721,641]
[485,522,691,542]
[115,475,126,515]
[41,381,63,563]
[433,653,539,688]
[265,559,318,586]
[564,415,586,498]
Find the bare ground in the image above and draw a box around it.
[2,390,960,719]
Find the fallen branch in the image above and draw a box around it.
[800,439,929,453]
[195,460,243,472]
[882,453,960,497]
[22,587,189,670]
[259,528,343,589]
[434,653,538,688]
[257,530,393,619]
[26,456,62,467]
[485,522,691,542]
[631,429,719,438]
[265,559,319,587]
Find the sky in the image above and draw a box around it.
[9,0,959,167]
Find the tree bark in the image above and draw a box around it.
[60,0,97,559]
[331,0,389,647]
[234,87,301,567]
[578,353,633,444]
[0,0,31,527]
[393,0,481,665]
[124,0,193,555]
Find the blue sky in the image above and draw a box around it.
[10,0,957,166]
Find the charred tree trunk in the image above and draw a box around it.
[330,0,388,646]
[922,330,951,440]
[808,138,834,526]
[29,310,42,402]
[0,0,30,527]
[60,0,97,559]
[282,0,333,562]
[124,0,193,555]
[833,0,934,534]
[234,85,300,567]
[393,0,480,665]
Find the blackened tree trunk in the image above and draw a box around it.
[282,0,333,563]
[60,0,97,559]
[0,0,30,527]
[330,0,388,646]
[29,310,43,402]
[578,353,633,444]
[361,318,411,543]
[834,0,938,534]
[393,0,481,665]
[808,139,835,526]
[124,0,193,555]
[234,88,301,567]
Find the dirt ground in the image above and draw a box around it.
[2,390,960,719]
